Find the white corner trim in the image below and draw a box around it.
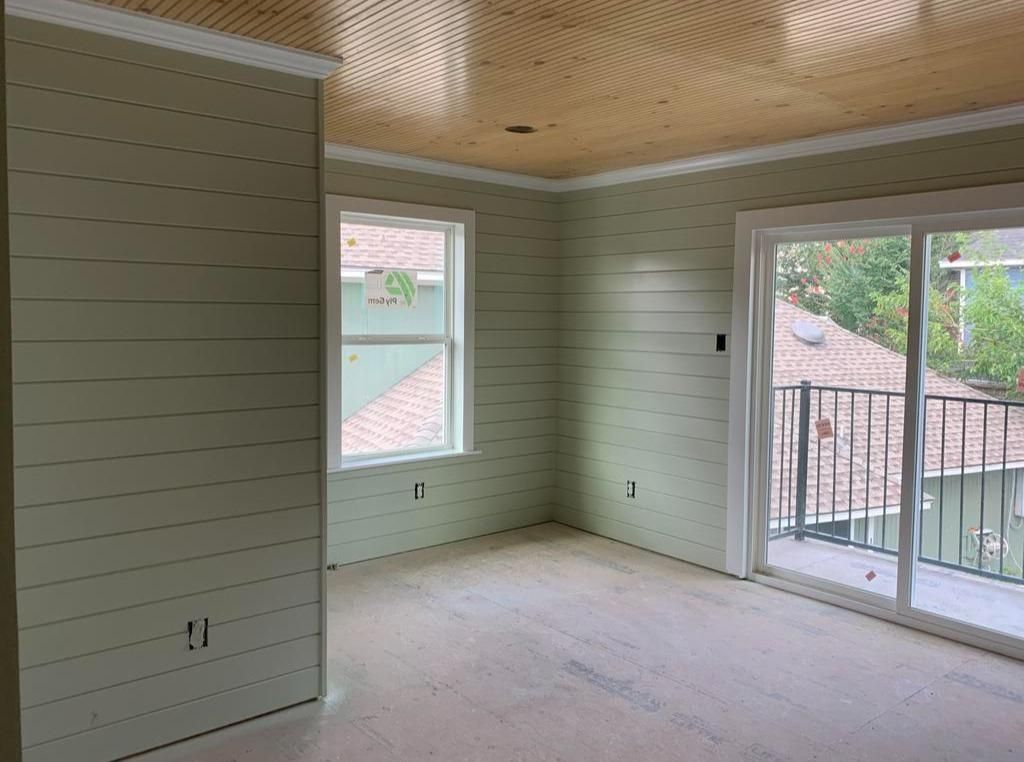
[6,0,341,79]
[324,144,560,192]
[327,102,1024,193]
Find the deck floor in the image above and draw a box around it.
[769,534,1024,639]
[134,523,1024,762]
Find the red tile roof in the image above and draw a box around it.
[342,353,445,457]
[771,300,1024,523]
[340,222,444,273]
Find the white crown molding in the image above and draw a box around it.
[324,143,557,192]
[558,103,1024,191]
[327,103,1024,193]
[6,0,341,79]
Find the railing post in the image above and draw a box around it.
[795,380,811,541]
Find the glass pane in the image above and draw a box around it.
[913,226,1024,639]
[341,343,447,459]
[340,220,446,336]
[766,235,912,599]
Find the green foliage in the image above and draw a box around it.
[868,282,961,374]
[962,264,1024,388]
[776,237,911,334]
[776,230,1024,392]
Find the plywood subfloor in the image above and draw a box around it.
[132,523,1024,762]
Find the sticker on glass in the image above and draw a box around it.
[366,269,417,308]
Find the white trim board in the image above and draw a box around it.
[727,182,1024,579]
[326,102,1024,193]
[6,0,341,79]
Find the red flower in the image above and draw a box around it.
[824,243,832,253]
[788,293,799,305]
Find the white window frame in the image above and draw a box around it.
[728,180,1024,660]
[325,195,476,472]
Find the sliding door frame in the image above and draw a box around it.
[728,181,1024,660]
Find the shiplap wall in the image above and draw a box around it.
[554,124,1024,573]
[1,6,23,761]
[324,161,559,564]
[7,18,323,761]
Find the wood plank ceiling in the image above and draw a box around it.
[102,1,1024,178]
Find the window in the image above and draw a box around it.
[325,196,475,470]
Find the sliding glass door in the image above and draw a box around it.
[747,197,1024,654]
[764,232,911,601]
[911,225,1024,640]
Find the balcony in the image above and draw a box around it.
[768,382,1024,638]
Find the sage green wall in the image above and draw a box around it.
[1,6,24,761]
[7,18,323,761]
[873,471,1024,573]
[554,124,1024,574]
[324,160,559,564]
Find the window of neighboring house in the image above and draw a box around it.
[325,197,475,470]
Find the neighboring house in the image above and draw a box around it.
[940,227,1024,289]
[341,353,445,454]
[772,299,1024,572]
[940,227,1024,344]
[338,222,447,456]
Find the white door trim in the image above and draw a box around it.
[728,181,1024,657]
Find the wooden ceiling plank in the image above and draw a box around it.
[315,0,577,71]
[330,0,679,90]
[279,0,458,53]
[90,0,1024,178]
[190,0,309,33]
[324,5,1022,138]
[325,0,898,104]
[315,0,497,60]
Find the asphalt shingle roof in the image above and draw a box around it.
[771,299,1024,524]
[341,353,445,457]
[340,222,445,273]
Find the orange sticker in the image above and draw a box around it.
[815,418,833,439]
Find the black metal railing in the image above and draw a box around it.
[770,381,1024,585]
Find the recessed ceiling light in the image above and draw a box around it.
[505,125,537,134]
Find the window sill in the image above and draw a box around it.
[329,449,483,475]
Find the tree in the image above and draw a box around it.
[962,264,1024,388]
[867,281,961,375]
[776,230,1024,394]
[776,236,911,334]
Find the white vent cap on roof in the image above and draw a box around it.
[792,320,825,345]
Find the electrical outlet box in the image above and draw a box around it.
[626,480,636,499]
[716,334,727,352]
[187,618,208,651]
[414,481,425,500]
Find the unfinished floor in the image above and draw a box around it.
[133,523,1024,762]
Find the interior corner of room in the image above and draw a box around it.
[3,1,1024,761]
